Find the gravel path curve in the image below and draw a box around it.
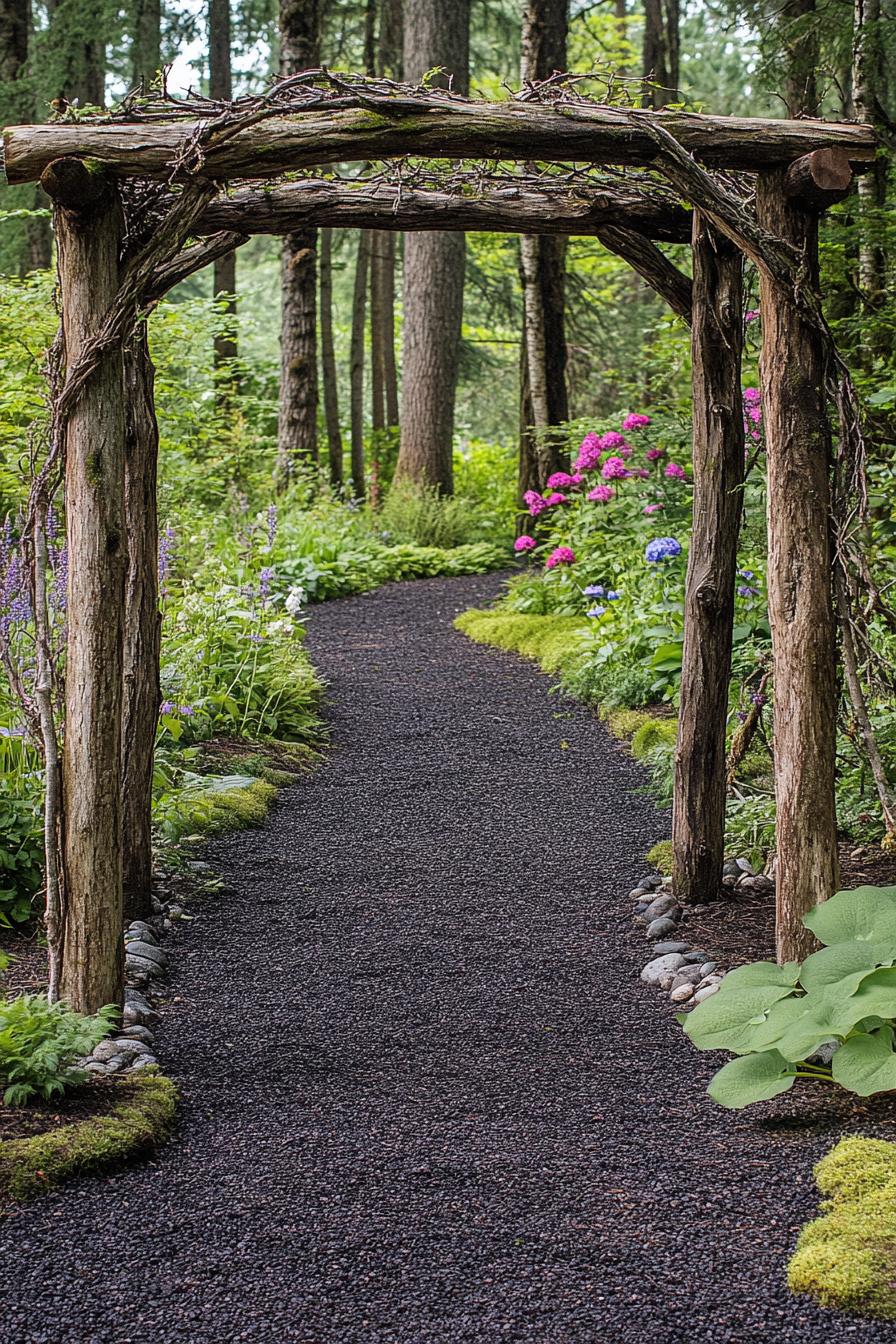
[3,572,895,1344]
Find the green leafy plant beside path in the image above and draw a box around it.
[789,1138,896,1319]
[684,886,896,1108]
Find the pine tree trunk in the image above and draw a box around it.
[852,0,886,318]
[122,324,160,924]
[781,0,819,115]
[132,0,161,86]
[370,233,387,435]
[277,0,321,482]
[55,173,127,1013]
[642,0,679,105]
[209,0,237,370]
[0,0,47,273]
[319,226,343,488]
[757,170,839,964]
[395,0,469,495]
[45,0,105,106]
[350,231,370,499]
[518,0,569,501]
[672,217,744,905]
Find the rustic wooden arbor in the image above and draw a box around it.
[1,84,876,1010]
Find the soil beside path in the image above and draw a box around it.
[2,572,894,1344]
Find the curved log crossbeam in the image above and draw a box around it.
[197,179,693,243]
[2,103,877,185]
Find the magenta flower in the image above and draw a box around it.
[747,405,762,424]
[588,485,615,503]
[574,433,603,471]
[545,546,575,570]
[601,457,629,480]
[645,447,664,462]
[622,413,652,431]
[665,462,687,480]
[745,309,760,324]
[634,468,650,479]
[644,503,664,515]
[743,387,761,404]
[569,472,585,485]
[523,489,548,517]
[599,430,627,451]
[514,535,537,553]
[545,471,575,490]
[544,491,569,506]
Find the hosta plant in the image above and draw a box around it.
[0,994,117,1104]
[684,886,896,1109]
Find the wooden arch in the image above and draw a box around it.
[0,83,876,1009]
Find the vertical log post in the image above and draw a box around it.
[122,322,161,923]
[757,167,839,964]
[43,158,127,1013]
[672,215,745,904]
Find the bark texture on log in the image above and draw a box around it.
[783,147,853,208]
[277,226,319,477]
[196,179,692,242]
[757,168,839,964]
[672,215,744,905]
[4,106,877,184]
[55,180,127,1013]
[122,323,161,924]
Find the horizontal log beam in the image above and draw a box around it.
[783,146,853,208]
[2,103,877,185]
[196,178,692,242]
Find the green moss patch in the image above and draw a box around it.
[453,610,589,676]
[788,1137,896,1319]
[646,840,673,875]
[0,1073,176,1212]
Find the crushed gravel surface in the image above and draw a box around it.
[2,573,895,1344]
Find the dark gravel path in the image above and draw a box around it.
[3,573,895,1344]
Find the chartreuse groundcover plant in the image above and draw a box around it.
[684,885,896,1108]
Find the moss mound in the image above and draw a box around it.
[0,1074,176,1213]
[453,610,589,676]
[788,1137,896,1319]
[646,840,674,875]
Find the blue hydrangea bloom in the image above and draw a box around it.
[587,606,607,619]
[583,584,605,597]
[606,590,621,601]
[645,537,682,564]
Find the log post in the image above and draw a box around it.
[122,322,161,923]
[756,168,839,964]
[44,159,127,1012]
[672,215,745,904]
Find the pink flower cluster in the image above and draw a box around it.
[574,433,603,472]
[601,456,629,481]
[514,534,537,553]
[622,413,652,431]
[588,485,614,503]
[545,546,575,570]
[523,489,548,517]
[665,462,687,480]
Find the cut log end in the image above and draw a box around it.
[40,156,112,212]
[783,147,854,210]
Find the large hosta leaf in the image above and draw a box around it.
[748,995,829,1057]
[799,940,896,993]
[803,886,896,946]
[683,983,800,1054]
[721,960,802,990]
[826,969,896,1036]
[708,1050,797,1109]
[831,1026,896,1097]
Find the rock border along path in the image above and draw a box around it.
[1,573,891,1343]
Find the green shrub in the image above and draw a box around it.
[630,718,679,759]
[154,773,278,842]
[602,708,654,740]
[684,886,896,1109]
[378,483,498,549]
[0,996,117,1105]
[646,840,673,874]
[0,779,43,927]
[788,1137,896,1319]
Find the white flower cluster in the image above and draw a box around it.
[284,585,306,618]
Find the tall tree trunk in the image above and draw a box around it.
[852,0,886,320]
[54,170,127,1013]
[45,0,105,106]
[757,171,839,964]
[0,0,48,274]
[122,324,161,924]
[350,231,371,499]
[319,226,343,489]
[132,0,161,87]
[209,0,237,369]
[370,0,402,443]
[672,217,744,905]
[642,0,679,105]
[518,0,569,503]
[277,0,321,481]
[395,0,469,495]
[780,0,818,115]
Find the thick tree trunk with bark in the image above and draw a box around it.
[45,0,105,106]
[781,0,819,116]
[319,227,343,488]
[643,0,679,106]
[519,0,569,501]
[277,0,321,481]
[370,230,399,432]
[852,0,887,318]
[277,226,319,478]
[53,172,127,1013]
[757,169,839,964]
[350,230,371,499]
[672,216,744,905]
[122,324,160,924]
[132,0,161,87]
[209,0,237,369]
[395,0,469,495]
